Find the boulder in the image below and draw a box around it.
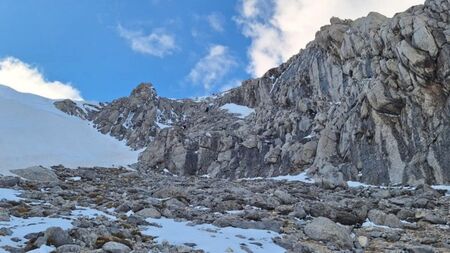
[102,241,131,253]
[304,217,353,249]
[11,166,59,182]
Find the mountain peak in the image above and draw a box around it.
[130,83,157,100]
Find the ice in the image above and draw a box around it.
[220,103,255,119]
[0,85,139,175]
[142,217,285,253]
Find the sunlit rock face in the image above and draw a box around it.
[59,0,450,186]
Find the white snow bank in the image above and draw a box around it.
[142,217,284,253]
[220,103,255,119]
[0,216,73,250]
[0,188,22,201]
[0,85,139,175]
[0,205,119,251]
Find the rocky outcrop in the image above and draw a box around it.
[57,0,450,186]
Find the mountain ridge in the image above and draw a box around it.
[56,0,450,187]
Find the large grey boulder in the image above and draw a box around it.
[135,207,161,219]
[368,209,402,228]
[102,241,131,253]
[304,217,353,249]
[44,227,73,247]
[11,166,59,182]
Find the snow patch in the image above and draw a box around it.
[347,181,372,188]
[0,188,22,201]
[361,219,390,229]
[70,206,117,221]
[156,122,171,129]
[270,171,315,184]
[142,217,284,253]
[431,185,450,196]
[26,245,56,253]
[66,176,81,182]
[220,103,255,119]
[0,216,73,250]
[0,84,139,175]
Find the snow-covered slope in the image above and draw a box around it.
[0,85,139,175]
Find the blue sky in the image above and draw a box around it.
[0,0,422,101]
[0,0,251,100]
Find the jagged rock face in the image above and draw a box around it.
[84,83,198,149]
[57,0,450,186]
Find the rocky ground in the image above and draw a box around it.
[0,166,449,253]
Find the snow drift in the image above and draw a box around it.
[0,84,139,175]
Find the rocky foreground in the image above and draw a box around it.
[0,167,449,253]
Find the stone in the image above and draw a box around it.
[421,213,446,224]
[135,207,161,219]
[102,242,131,253]
[0,176,20,188]
[304,217,353,249]
[11,166,59,182]
[314,164,346,189]
[0,208,10,222]
[44,227,72,247]
[408,245,436,253]
[357,236,369,248]
[368,210,402,228]
[56,244,81,253]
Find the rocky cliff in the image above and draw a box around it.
[56,0,450,186]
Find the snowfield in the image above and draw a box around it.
[0,85,139,175]
[142,217,285,253]
[220,103,255,118]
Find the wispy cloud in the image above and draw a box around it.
[188,45,237,91]
[0,57,82,100]
[236,0,423,77]
[117,24,177,57]
[207,13,225,32]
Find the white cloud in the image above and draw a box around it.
[207,13,225,32]
[117,24,177,57]
[0,57,82,100]
[188,45,237,91]
[237,0,424,77]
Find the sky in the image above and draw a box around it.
[0,0,423,101]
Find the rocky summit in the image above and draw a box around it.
[57,0,450,186]
[1,0,447,252]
